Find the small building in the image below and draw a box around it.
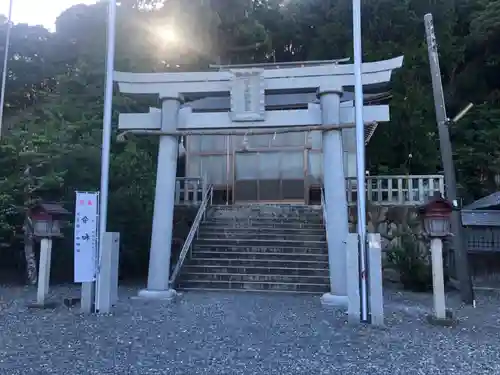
[182,91,389,204]
[460,193,500,280]
[461,192,500,253]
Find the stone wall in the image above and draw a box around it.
[351,204,500,287]
[348,204,431,287]
[348,205,424,250]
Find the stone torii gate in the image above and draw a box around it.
[114,56,404,302]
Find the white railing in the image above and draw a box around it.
[346,175,445,206]
[175,177,206,205]
[169,185,214,288]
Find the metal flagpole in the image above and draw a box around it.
[95,0,117,312]
[0,0,14,138]
[353,0,369,322]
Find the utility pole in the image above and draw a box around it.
[424,13,474,304]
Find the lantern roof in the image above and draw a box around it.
[420,192,453,214]
[29,202,71,217]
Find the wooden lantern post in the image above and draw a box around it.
[27,203,70,308]
[419,192,454,323]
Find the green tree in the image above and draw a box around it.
[1,0,500,282]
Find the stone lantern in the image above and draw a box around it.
[419,192,453,238]
[29,202,70,239]
[27,202,70,308]
[418,192,456,325]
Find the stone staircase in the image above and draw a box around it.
[176,204,330,294]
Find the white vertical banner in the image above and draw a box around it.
[74,192,100,282]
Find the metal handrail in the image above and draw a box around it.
[169,185,214,288]
[320,185,329,243]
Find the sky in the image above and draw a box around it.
[0,0,97,31]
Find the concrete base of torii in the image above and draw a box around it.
[137,289,177,301]
[320,293,348,308]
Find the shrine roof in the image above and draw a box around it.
[463,192,500,211]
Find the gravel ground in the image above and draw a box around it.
[1,285,500,375]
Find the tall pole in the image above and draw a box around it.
[353,0,369,322]
[0,0,14,138]
[424,13,474,304]
[95,0,117,311]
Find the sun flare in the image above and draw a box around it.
[159,26,179,45]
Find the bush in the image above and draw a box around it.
[386,232,432,292]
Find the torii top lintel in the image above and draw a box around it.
[113,56,404,98]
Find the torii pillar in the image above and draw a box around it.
[319,84,350,307]
[138,96,181,300]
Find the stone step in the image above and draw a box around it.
[210,205,321,211]
[187,258,329,269]
[210,205,322,214]
[176,287,322,294]
[177,280,329,294]
[195,238,326,248]
[192,251,328,262]
[181,272,329,284]
[209,213,323,221]
[193,244,326,255]
[198,226,326,235]
[197,230,326,241]
[206,216,323,224]
[202,220,325,230]
[176,203,330,295]
[183,265,329,277]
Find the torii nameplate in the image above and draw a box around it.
[230,69,265,122]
